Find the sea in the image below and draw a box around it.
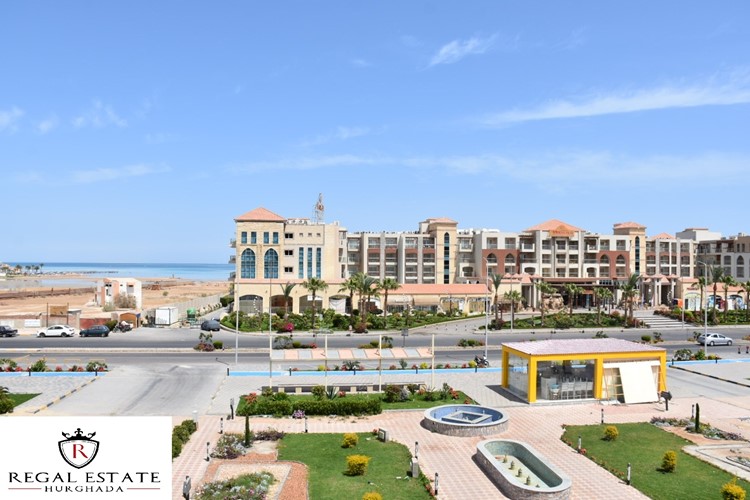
[1,262,233,289]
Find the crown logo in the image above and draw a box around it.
[59,428,99,468]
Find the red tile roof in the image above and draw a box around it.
[651,232,674,239]
[613,221,645,229]
[235,207,286,222]
[502,338,665,356]
[524,219,583,232]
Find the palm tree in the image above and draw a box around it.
[710,266,725,322]
[595,287,613,326]
[721,274,736,319]
[302,277,328,330]
[378,277,401,327]
[279,282,296,318]
[741,281,750,323]
[619,274,640,324]
[504,290,523,327]
[338,274,362,325]
[537,281,556,324]
[563,283,583,317]
[490,273,503,328]
[355,275,379,327]
[696,276,707,314]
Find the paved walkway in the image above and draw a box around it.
[9,361,750,499]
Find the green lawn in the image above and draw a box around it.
[9,393,39,406]
[562,423,750,500]
[278,433,432,500]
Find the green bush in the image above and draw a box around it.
[171,434,183,458]
[105,319,118,331]
[603,425,619,441]
[312,385,326,400]
[346,454,370,476]
[213,341,223,350]
[0,396,14,414]
[641,335,652,343]
[661,450,677,472]
[86,361,108,372]
[383,385,401,403]
[220,295,234,307]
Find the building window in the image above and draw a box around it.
[299,248,304,278]
[251,232,257,244]
[241,249,256,279]
[263,232,269,244]
[273,232,279,244]
[285,233,294,239]
[443,232,451,284]
[264,249,279,279]
[284,249,294,256]
[634,236,641,274]
[307,248,313,278]
[284,267,293,274]
[241,231,247,245]
[316,248,322,278]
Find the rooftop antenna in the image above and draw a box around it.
[313,193,325,223]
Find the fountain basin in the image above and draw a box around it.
[423,404,508,437]
[476,439,571,499]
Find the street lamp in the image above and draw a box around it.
[696,260,710,357]
[483,257,490,359]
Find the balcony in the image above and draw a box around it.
[228,255,236,264]
[228,272,236,281]
[521,243,534,251]
[229,238,236,248]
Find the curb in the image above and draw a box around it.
[668,364,750,389]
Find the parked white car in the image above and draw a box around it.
[37,325,76,337]
[697,332,732,346]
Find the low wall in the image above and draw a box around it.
[423,404,508,437]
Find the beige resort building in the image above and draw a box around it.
[230,206,750,317]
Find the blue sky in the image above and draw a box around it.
[2,2,749,263]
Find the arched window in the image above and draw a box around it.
[634,236,641,274]
[737,256,745,278]
[505,254,516,264]
[241,249,256,279]
[264,249,279,279]
[616,255,626,265]
[600,255,610,265]
[486,253,497,264]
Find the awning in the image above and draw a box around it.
[388,295,413,304]
[413,296,438,306]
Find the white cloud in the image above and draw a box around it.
[429,34,497,66]
[37,115,59,134]
[484,71,750,125]
[350,58,372,68]
[71,164,170,184]
[72,100,127,128]
[0,106,24,132]
[228,150,746,194]
[299,126,372,147]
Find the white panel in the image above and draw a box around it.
[618,362,659,404]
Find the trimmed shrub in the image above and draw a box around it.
[603,425,619,441]
[383,384,401,403]
[213,341,223,350]
[346,454,371,476]
[661,450,677,472]
[312,385,326,400]
[342,433,359,448]
[171,434,183,458]
[722,479,747,500]
[363,493,383,500]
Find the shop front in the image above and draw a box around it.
[501,338,666,404]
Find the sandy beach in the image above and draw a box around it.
[0,274,230,317]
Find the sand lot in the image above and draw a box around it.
[0,274,230,317]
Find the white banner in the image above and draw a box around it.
[0,416,172,499]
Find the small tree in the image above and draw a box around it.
[342,433,359,448]
[661,450,677,472]
[346,455,370,476]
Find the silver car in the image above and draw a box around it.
[697,332,732,346]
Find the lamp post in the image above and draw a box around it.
[483,258,490,359]
[234,275,239,365]
[696,260,710,358]
[509,273,514,334]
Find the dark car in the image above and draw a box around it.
[79,325,110,337]
[0,325,18,337]
[201,319,221,332]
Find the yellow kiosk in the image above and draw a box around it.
[501,338,667,404]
